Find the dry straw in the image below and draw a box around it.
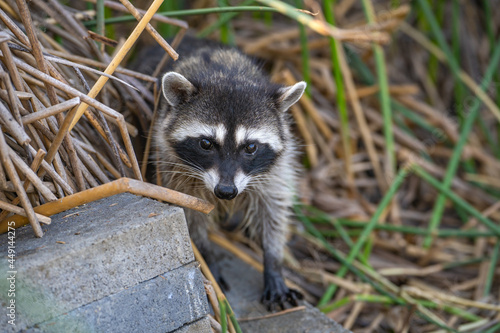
[0,0,210,238]
[1,0,500,331]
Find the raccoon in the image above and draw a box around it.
[153,38,306,309]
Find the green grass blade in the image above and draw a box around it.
[96,0,104,34]
[198,0,255,38]
[324,0,352,184]
[484,323,500,333]
[319,166,410,305]
[412,166,500,237]
[294,0,311,96]
[329,218,354,247]
[358,0,395,271]
[325,296,351,310]
[157,1,178,37]
[219,299,227,333]
[296,206,395,306]
[217,0,235,45]
[451,0,496,182]
[224,299,243,333]
[482,0,500,157]
[451,0,465,125]
[416,0,460,79]
[484,238,500,297]
[300,211,457,331]
[425,0,443,84]
[344,46,439,156]
[318,219,497,238]
[339,166,409,272]
[95,0,105,50]
[82,6,279,26]
[104,7,115,43]
[422,36,500,248]
[328,293,482,323]
[361,0,395,177]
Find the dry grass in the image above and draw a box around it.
[0,0,499,332]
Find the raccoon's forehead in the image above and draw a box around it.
[234,125,283,151]
[171,120,227,144]
[170,121,283,151]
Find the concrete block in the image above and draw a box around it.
[28,262,208,333]
[239,305,349,333]
[173,316,212,333]
[0,193,194,331]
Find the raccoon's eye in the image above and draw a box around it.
[199,138,213,150]
[244,143,257,154]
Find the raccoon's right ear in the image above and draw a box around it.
[276,81,307,113]
[161,72,196,106]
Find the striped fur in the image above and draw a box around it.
[152,37,305,309]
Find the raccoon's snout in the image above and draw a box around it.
[214,184,238,200]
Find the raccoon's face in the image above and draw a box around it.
[159,72,306,200]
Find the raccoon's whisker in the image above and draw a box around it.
[158,167,206,181]
[157,165,198,173]
[247,175,273,185]
[157,162,206,178]
[157,159,204,173]
[157,156,203,169]
[158,166,201,175]
[176,157,204,171]
[175,176,203,189]
[156,165,201,176]
[156,163,202,174]
[159,171,204,181]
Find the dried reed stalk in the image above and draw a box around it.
[0,1,202,239]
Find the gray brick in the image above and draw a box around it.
[29,262,208,333]
[0,193,194,330]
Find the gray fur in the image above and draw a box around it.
[153,41,305,308]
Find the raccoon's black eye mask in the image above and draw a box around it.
[198,138,258,157]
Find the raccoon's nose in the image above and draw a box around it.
[214,184,238,200]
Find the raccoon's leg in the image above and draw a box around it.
[259,208,302,310]
[185,209,230,290]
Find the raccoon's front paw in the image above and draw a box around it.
[261,270,302,311]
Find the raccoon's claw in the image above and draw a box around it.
[208,262,230,291]
[261,285,302,311]
[261,272,303,311]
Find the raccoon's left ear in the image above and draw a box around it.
[276,81,307,112]
[162,72,196,106]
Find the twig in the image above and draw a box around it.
[117,0,178,60]
[0,130,43,236]
[68,0,166,132]
[0,177,214,233]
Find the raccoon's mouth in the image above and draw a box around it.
[214,184,238,200]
